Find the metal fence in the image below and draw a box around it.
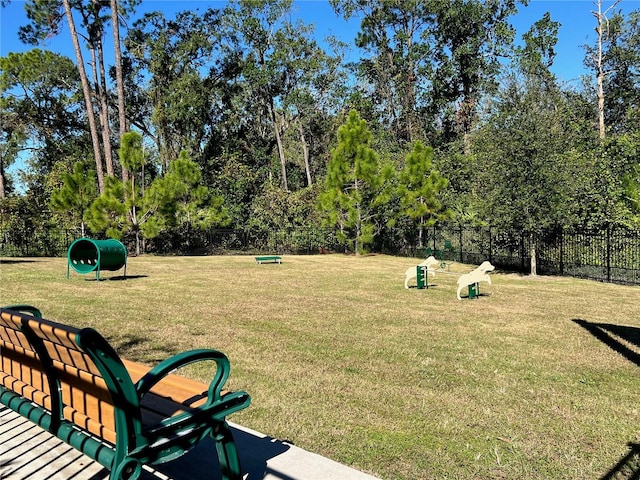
[1,225,638,285]
[415,226,640,285]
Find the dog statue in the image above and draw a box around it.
[456,261,495,300]
[404,256,440,289]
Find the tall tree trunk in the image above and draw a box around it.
[96,41,114,177]
[269,102,288,191]
[298,123,312,186]
[592,0,621,139]
[529,234,537,276]
[111,0,129,184]
[0,151,5,199]
[594,0,606,139]
[62,0,105,193]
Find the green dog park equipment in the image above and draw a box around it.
[416,265,428,289]
[67,238,127,279]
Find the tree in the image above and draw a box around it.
[66,0,111,188]
[144,151,231,236]
[599,8,640,135]
[332,0,520,150]
[331,0,434,143]
[624,152,640,226]
[587,0,622,138]
[50,161,96,236]
[111,0,128,140]
[428,0,520,151]
[125,8,223,171]
[0,50,85,197]
[397,141,449,247]
[584,133,640,229]
[87,130,146,252]
[88,132,230,254]
[0,106,27,199]
[19,0,141,191]
[473,14,571,275]
[224,0,332,191]
[318,110,393,254]
[110,0,130,187]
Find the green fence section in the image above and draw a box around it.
[1,225,638,285]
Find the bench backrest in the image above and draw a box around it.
[0,309,140,444]
[0,310,51,409]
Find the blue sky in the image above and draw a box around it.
[1,0,638,85]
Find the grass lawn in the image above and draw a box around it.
[1,254,639,480]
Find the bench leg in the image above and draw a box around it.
[111,457,142,480]
[213,422,244,480]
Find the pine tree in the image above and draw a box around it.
[318,110,392,254]
[397,141,449,248]
[50,161,97,236]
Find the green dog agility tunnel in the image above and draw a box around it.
[67,238,127,279]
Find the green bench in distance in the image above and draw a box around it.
[255,256,282,264]
[0,305,251,480]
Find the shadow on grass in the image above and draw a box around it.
[601,443,640,480]
[407,283,438,289]
[574,320,640,480]
[111,335,179,363]
[82,275,148,282]
[572,319,640,367]
[0,259,38,264]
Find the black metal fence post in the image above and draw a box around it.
[520,232,525,272]
[488,228,493,263]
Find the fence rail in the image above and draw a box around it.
[1,225,638,285]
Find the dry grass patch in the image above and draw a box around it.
[1,254,639,480]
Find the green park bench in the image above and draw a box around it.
[255,255,282,264]
[0,305,251,480]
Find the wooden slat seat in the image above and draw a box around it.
[0,306,251,480]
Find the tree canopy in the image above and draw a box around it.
[2,0,639,263]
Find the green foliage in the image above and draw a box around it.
[473,16,580,239]
[594,133,640,228]
[333,0,521,143]
[6,1,640,252]
[585,9,640,135]
[50,161,97,235]
[474,76,574,234]
[248,183,321,248]
[0,49,84,177]
[86,175,128,239]
[515,12,559,88]
[144,151,231,234]
[125,8,223,167]
[398,141,450,227]
[119,131,145,172]
[318,110,393,254]
[88,133,230,251]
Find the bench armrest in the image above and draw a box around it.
[135,349,231,401]
[1,305,42,318]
